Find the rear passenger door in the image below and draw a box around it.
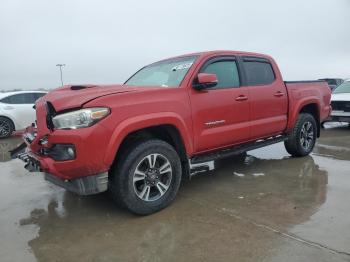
[190,57,250,152]
[241,57,288,139]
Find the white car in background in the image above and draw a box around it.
[326,79,350,126]
[0,91,47,138]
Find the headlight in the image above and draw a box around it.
[52,107,110,129]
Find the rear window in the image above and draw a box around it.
[243,60,275,86]
[33,92,46,100]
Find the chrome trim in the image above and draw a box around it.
[205,120,226,126]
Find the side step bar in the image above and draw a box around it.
[189,135,287,173]
[189,160,215,176]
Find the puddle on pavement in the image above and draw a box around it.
[0,125,349,261]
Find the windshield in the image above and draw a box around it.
[333,81,350,94]
[125,56,197,87]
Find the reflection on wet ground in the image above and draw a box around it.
[0,136,22,162]
[314,124,350,161]
[0,125,350,262]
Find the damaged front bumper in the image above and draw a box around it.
[11,142,109,196]
[45,171,108,196]
[10,99,113,196]
[18,150,41,172]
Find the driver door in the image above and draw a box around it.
[190,57,250,153]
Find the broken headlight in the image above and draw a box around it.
[52,107,110,130]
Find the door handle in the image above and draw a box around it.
[3,106,14,110]
[235,95,248,101]
[274,91,284,97]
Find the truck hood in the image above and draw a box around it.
[42,84,141,112]
[331,93,350,102]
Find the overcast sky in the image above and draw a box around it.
[0,0,349,91]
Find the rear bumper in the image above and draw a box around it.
[325,112,350,123]
[325,116,350,123]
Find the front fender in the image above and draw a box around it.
[103,112,193,167]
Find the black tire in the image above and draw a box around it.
[0,117,14,139]
[284,113,317,157]
[109,139,182,215]
[234,152,247,162]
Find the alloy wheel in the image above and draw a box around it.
[300,121,314,151]
[0,120,11,138]
[133,153,173,202]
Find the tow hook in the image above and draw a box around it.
[18,152,41,172]
[24,158,41,172]
[9,142,41,172]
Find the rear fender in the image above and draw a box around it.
[287,97,320,132]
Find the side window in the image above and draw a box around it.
[202,60,240,88]
[0,93,37,104]
[0,96,10,104]
[26,93,40,103]
[243,60,275,86]
[33,92,46,101]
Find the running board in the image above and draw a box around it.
[189,160,215,176]
[190,135,287,165]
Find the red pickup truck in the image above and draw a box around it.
[14,51,331,215]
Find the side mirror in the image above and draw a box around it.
[193,73,218,90]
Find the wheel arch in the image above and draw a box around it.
[114,124,190,179]
[104,113,193,178]
[288,100,321,137]
[299,103,320,137]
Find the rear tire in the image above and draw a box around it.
[284,113,317,157]
[109,139,182,215]
[0,117,14,139]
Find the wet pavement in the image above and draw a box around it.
[1,124,350,262]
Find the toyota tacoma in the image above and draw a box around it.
[13,51,331,215]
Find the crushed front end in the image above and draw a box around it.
[11,99,111,195]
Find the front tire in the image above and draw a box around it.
[284,113,317,157]
[0,117,14,139]
[109,139,182,215]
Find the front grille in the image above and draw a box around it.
[331,101,350,112]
